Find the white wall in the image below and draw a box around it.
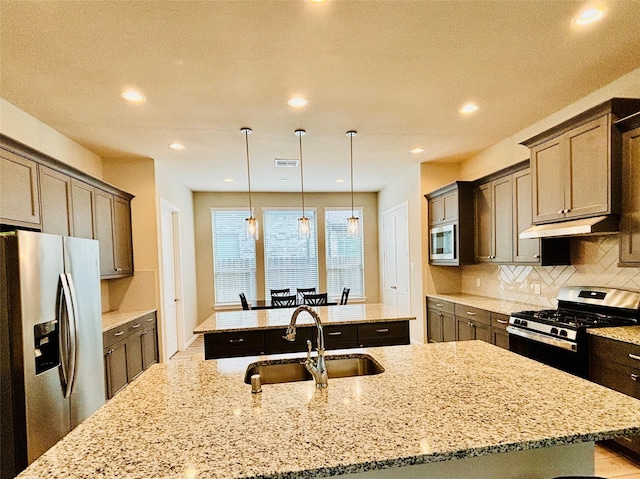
[155,161,199,347]
[378,164,425,343]
[0,99,103,178]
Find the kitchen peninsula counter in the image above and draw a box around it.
[17,341,640,479]
[193,303,414,334]
[588,325,640,345]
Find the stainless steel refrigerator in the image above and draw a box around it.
[1,230,105,478]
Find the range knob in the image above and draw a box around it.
[550,327,559,335]
[514,319,521,325]
[559,330,568,337]
[521,320,528,327]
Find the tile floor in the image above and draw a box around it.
[170,336,640,478]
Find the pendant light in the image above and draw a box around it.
[241,127,259,240]
[295,129,310,239]
[346,130,360,237]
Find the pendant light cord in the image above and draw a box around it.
[244,129,253,214]
[350,133,354,217]
[296,130,306,217]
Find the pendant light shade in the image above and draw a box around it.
[241,127,259,240]
[346,130,360,237]
[295,129,310,239]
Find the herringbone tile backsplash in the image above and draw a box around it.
[460,236,640,307]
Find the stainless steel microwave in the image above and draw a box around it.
[430,224,456,260]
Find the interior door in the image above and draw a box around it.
[382,203,410,316]
[160,203,179,359]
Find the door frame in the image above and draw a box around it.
[159,198,185,362]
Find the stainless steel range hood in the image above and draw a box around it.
[519,215,619,239]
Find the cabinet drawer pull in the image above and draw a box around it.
[328,332,343,336]
[114,331,124,337]
[131,323,141,329]
[228,338,244,344]
[632,373,639,382]
[629,353,640,361]
[375,328,390,334]
[146,317,155,322]
[496,319,508,324]
[466,311,476,316]
[435,303,444,307]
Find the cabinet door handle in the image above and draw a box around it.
[533,255,540,259]
[629,353,640,361]
[106,349,114,355]
[437,312,443,317]
[131,323,141,329]
[228,338,244,344]
[496,319,508,324]
[376,328,390,334]
[328,331,342,336]
[467,322,475,328]
[114,331,124,337]
[558,209,563,214]
[115,268,123,272]
[632,373,639,382]
[466,311,476,316]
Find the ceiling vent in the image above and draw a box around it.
[274,158,299,168]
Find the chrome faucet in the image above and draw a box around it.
[285,305,328,388]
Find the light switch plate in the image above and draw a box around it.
[475,278,481,287]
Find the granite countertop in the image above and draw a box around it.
[194,303,415,334]
[427,292,544,316]
[17,341,640,479]
[102,309,157,333]
[588,326,640,345]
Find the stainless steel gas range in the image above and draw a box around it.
[508,286,640,378]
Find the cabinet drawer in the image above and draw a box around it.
[140,312,157,330]
[205,330,265,359]
[590,358,640,399]
[454,304,490,325]
[491,312,510,330]
[265,327,313,354]
[103,325,131,348]
[358,321,409,347]
[426,297,455,314]
[323,324,358,349]
[590,335,640,369]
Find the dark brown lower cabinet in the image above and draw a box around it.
[590,335,640,458]
[103,312,158,400]
[203,320,411,359]
[491,313,510,350]
[455,317,491,343]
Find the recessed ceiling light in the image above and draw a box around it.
[410,147,425,154]
[459,102,479,115]
[573,5,607,26]
[287,96,308,108]
[335,178,345,183]
[223,178,234,183]
[120,88,146,103]
[306,0,328,3]
[168,142,185,150]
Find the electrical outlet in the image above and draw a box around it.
[534,283,541,295]
[475,278,481,288]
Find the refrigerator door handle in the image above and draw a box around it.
[58,274,77,398]
[65,273,80,395]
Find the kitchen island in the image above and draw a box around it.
[194,303,414,358]
[16,341,640,479]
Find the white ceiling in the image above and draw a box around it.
[2,1,640,193]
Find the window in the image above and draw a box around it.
[211,209,257,305]
[263,209,318,296]
[325,208,364,298]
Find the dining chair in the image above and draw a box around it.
[303,292,328,306]
[239,292,251,311]
[270,288,290,297]
[271,294,297,308]
[340,287,350,305]
[296,287,316,304]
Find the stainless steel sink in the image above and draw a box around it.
[243,353,384,385]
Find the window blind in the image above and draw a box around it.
[263,209,318,296]
[325,208,364,298]
[211,209,257,305]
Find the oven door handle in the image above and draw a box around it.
[506,326,578,352]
